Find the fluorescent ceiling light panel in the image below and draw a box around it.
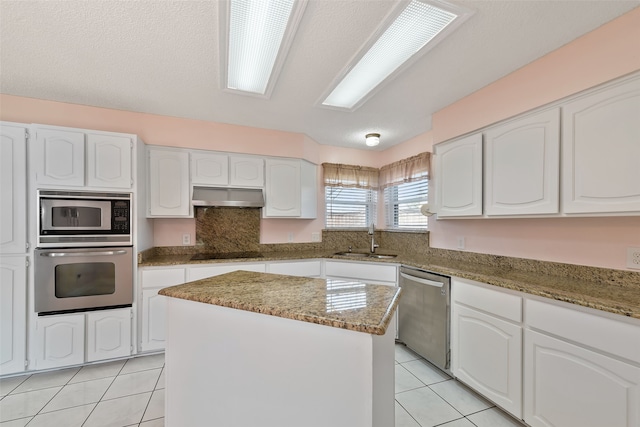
[322,0,463,110]
[224,0,304,96]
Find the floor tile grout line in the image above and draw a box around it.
[394,396,424,427]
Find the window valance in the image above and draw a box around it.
[379,152,430,189]
[322,163,379,190]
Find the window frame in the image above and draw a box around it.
[324,185,377,229]
[384,178,429,230]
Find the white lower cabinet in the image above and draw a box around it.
[452,278,640,426]
[524,299,640,427]
[451,278,523,418]
[0,256,27,375]
[34,313,85,370]
[34,308,134,370]
[139,267,186,352]
[524,329,640,427]
[86,309,132,362]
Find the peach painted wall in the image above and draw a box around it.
[428,8,640,270]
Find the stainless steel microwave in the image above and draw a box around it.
[38,190,132,247]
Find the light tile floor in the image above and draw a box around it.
[1,345,525,427]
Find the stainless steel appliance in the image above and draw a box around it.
[34,246,134,315]
[38,190,132,247]
[398,266,451,371]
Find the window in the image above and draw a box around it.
[384,178,428,229]
[325,186,377,228]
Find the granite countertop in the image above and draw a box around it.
[158,270,402,335]
[142,249,640,320]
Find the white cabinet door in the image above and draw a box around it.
[0,256,27,375]
[86,133,132,189]
[324,261,397,283]
[33,128,85,186]
[86,309,132,362]
[484,108,560,215]
[139,267,185,352]
[265,158,301,217]
[34,314,85,370]
[229,156,264,187]
[141,289,167,352]
[434,133,483,217]
[191,151,229,185]
[562,75,640,214]
[148,148,191,217]
[264,159,316,218]
[524,329,640,427]
[452,304,522,417]
[0,122,27,254]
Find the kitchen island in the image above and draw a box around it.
[158,270,401,427]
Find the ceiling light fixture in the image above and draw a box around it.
[365,133,380,147]
[220,0,307,97]
[321,0,472,110]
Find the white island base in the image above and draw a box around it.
[164,297,395,427]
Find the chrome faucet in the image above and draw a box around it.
[369,223,379,253]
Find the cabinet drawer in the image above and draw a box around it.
[140,267,186,288]
[187,263,266,282]
[268,260,321,277]
[526,299,640,364]
[452,278,522,323]
[324,261,397,283]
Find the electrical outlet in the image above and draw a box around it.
[311,232,321,242]
[287,232,294,243]
[627,247,640,269]
[182,234,191,245]
[457,236,465,250]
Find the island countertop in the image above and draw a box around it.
[158,270,401,335]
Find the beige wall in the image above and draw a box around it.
[2,7,639,269]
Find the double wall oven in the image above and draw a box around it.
[35,190,134,315]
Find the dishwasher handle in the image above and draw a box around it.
[400,272,444,288]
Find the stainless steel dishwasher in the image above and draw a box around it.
[398,266,451,371]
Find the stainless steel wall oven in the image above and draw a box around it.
[35,190,134,315]
[34,247,134,315]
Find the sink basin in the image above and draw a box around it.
[333,252,397,259]
[368,254,397,259]
[334,252,369,257]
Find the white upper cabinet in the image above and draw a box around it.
[561,74,640,214]
[484,108,560,215]
[434,133,483,217]
[33,126,133,189]
[86,133,132,188]
[0,122,28,254]
[264,158,317,218]
[229,156,264,187]
[33,128,85,186]
[191,151,229,186]
[148,147,191,217]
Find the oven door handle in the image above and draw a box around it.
[400,272,444,288]
[40,250,128,257]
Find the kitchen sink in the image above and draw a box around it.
[334,252,397,259]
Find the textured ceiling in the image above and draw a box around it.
[1,1,638,150]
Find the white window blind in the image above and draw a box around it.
[384,179,428,229]
[325,186,377,228]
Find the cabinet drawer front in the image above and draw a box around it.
[452,278,522,323]
[526,299,640,364]
[324,261,397,283]
[187,263,266,282]
[268,260,321,277]
[141,268,186,288]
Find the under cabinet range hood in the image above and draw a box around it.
[192,187,265,208]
